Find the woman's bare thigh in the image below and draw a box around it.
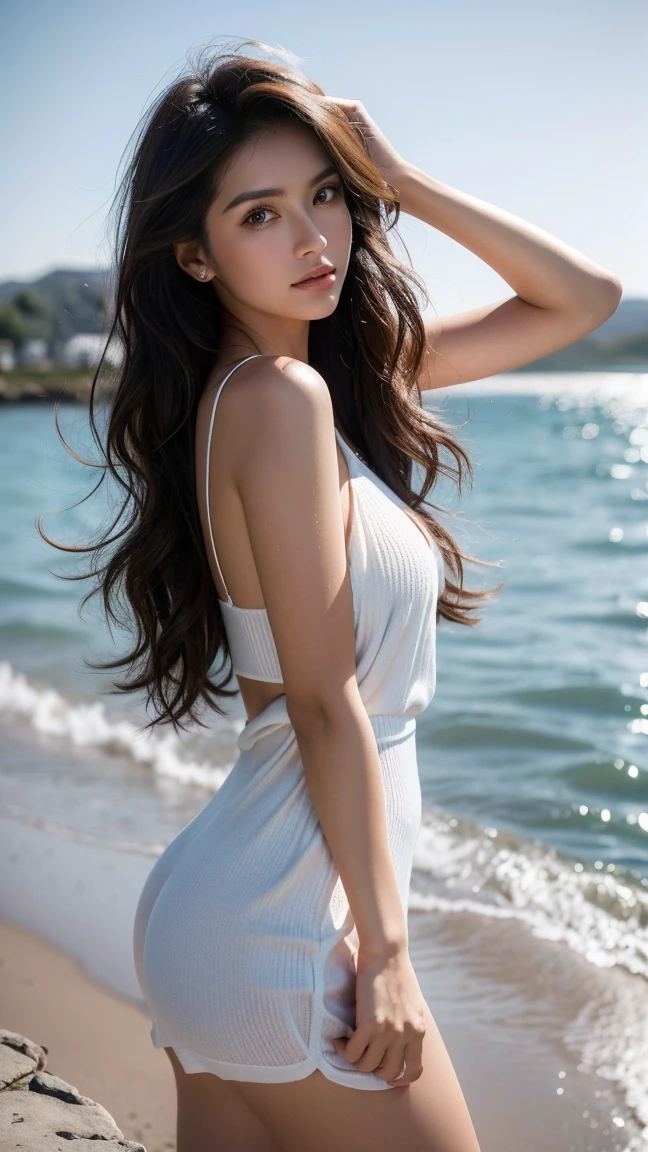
[225,1003,482,1152]
[165,1046,281,1152]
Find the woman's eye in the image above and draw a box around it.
[243,206,275,228]
[242,184,340,229]
[315,183,340,203]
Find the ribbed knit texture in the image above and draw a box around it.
[132,390,446,1091]
[220,603,283,682]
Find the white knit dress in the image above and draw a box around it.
[132,355,445,1090]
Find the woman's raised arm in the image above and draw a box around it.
[326,96,622,390]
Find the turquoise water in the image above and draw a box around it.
[421,378,648,874]
[1,374,647,986]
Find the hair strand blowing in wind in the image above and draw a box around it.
[38,38,502,733]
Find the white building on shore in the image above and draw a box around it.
[0,341,16,371]
[55,334,123,368]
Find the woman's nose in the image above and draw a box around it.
[294,212,327,256]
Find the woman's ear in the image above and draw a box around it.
[173,239,214,283]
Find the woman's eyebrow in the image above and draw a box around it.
[221,164,339,213]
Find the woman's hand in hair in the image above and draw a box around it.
[326,96,409,195]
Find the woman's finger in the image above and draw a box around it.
[387,1036,425,1086]
[333,1025,373,1066]
[326,96,361,108]
[374,1040,408,1084]
[351,1034,391,1073]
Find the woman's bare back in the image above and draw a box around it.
[195,352,354,725]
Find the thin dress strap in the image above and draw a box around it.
[205,355,263,606]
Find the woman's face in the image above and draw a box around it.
[200,120,353,324]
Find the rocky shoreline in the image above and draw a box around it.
[0,375,95,403]
[0,1028,147,1151]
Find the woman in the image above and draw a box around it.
[47,39,621,1152]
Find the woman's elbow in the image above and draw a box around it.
[285,681,359,738]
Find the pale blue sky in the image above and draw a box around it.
[1,0,645,313]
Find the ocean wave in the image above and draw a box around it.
[0,660,244,790]
[412,808,648,980]
[0,574,71,600]
[427,718,585,751]
[0,620,84,645]
[4,659,648,986]
[0,801,165,856]
[565,982,648,1146]
[410,810,648,1144]
[511,684,636,715]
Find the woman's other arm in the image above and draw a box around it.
[229,356,426,1084]
[233,356,405,953]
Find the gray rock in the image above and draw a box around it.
[0,1028,146,1151]
[29,1071,85,1104]
[0,1030,47,1089]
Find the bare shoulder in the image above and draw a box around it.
[237,354,331,413]
[221,355,334,459]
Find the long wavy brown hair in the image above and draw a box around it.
[39,39,501,732]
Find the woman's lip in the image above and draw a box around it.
[291,270,336,290]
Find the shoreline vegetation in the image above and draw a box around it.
[0,368,95,403]
[1,358,647,405]
[0,268,646,402]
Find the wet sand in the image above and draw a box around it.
[0,899,638,1152]
[0,917,176,1152]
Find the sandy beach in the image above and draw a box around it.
[0,0,646,1130]
[2,372,647,1151]
[0,898,638,1152]
[0,917,176,1152]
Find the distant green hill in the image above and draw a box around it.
[511,299,648,372]
[0,269,109,346]
[0,267,646,371]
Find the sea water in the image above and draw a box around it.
[1,371,647,1143]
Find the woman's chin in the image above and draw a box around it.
[289,293,341,318]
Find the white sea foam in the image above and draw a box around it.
[412,810,648,979]
[0,801,165,856]
[411,810,648,1148]
[0,661,244,791]
[444,370,648,398]
[3,662,648,985]
[565,983,648,1147]
[3,662,648,1142]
